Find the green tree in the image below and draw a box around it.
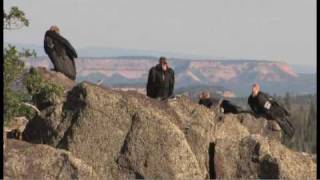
[305,100,316,153]
[3,45,36,124]
[3,7,34,124]
[284,92,291,110]
[4,6,29,30]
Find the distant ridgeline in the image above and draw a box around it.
[24,56,316,97]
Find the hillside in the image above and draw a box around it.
[4,68,316,179]
[24,57,316,97]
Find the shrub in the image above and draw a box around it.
[24,68,64,108]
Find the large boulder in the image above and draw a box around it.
[238,134,316,179]
[24,82,209,179]
[4,139,98,180]
[213,116,251,179]
[33,67,76,91]
[236,113,282,141]
[214,134,316,179]
[117,111,202,179]
[167,97,216,178]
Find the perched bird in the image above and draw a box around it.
[44,25,78,80]
[146,57,175,100]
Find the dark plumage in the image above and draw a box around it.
[44,30,78,80]
[146,64,175,100]
[198,97,244,114]
[248,91,295,138]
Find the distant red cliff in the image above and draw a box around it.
[24,56,313,97]
[25,57,298,82]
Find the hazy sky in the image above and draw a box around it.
[4,0,316,65]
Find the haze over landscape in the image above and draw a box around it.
[4,0,316,67]
[4,0,316,96]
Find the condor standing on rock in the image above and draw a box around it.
[44,25,78,80]
[248,83,295,138]
[198,91,246,114]
[147,57,175,100]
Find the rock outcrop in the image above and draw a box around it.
[4,68,316,179]
[4,139,98,180]
[214,134,316,179]
[34,67,76,90]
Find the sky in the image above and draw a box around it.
[4,0,316,66]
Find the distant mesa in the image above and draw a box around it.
[23,56,315,97]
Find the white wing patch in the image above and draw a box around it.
[264,101,271,110]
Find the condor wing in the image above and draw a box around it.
[46,31,78,59]
[61,37,78,59]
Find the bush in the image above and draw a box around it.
[24,68,64,108]
[3,46,35,123]
[4,89,34,126]
[4,45,63,123]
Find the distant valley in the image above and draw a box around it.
[24,56,316,97]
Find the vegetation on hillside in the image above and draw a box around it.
[280,93,317,153]
[4,6,34,124]
[24,69,64,108]
[4,6,62,124]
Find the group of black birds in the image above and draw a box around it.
[43,26,295,139]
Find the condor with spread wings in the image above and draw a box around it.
[44,26,78,80]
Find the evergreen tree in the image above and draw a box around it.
[3,7,34,123]
[284,92,291,110]
[306,100,316,153]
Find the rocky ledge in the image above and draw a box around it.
[4,68,316,180]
